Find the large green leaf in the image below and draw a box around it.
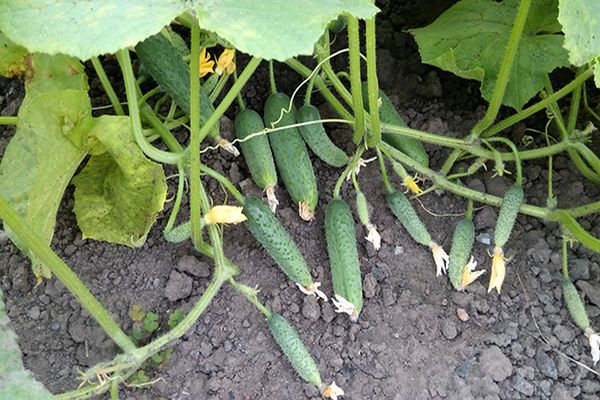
[0,0,377,61]
[72,116,167,247]
[0,0,185,61]
[558,0,600,66]
[0,90,92,279]
[0,290,54,399]
[193,0,379,60]
[409,0,569,110]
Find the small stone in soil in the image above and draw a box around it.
[512,373,534,396]
[441,320,458,340]
[302,295,320,320]
[479,346,513,382]
[535,349,558,379]
[456,308,470,321]
[165,270,193,302]
[553,325,575,343]
[363,273,378,299]
[551,386,575,400]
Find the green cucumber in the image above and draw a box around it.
[297,104,348,168]
[447,218,475,290]
[494,185,524,249]
[362,82,429,167]
[135,33,220,140]
[243,196,313,288]
[386,190,431,246]
[268,313,322,387]
[264,93,318,220]
[325,198,363,320]
[234,109,278,210]
[563,277,590,330]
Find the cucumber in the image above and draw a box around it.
[325,198,363,320]
[447,218,475,290]
[355,191,380,250]
[494,185,524,248]
[243,197,325,299]
[164,221,192,244]
[234,109,279,211]
[267,313,322,387]
[264,93,318,221]
[362,82,429,167]
[563,277,590,330]
[386,190,431,246]
[135,33,223,143]
[297,104,349,168]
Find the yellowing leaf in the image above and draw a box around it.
[72,116,167,247]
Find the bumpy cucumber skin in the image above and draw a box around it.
[387,190,431,246]
[361,82,429,167]
[494,185,524,248]
[243,197,312,287]
[135,33,219,138]
[563,277,590,330]
[234,109,277,189]
[268,313,322,387]
[325,199,363,315]
[447,218,475,289]
[297,104,349,168]
[264,93,318,211]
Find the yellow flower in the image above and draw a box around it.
[403,175,423,194]
[460,256,485,289]
[199,48,214,78]
[203,205,246,225]
[215,49,236,75]
[488,247,506,293]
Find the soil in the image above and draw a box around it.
[2,3,600,400]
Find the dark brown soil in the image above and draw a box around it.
[2,3,600,400]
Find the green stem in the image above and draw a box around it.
[332,147,364,198]
[140,105,185,153]
[319,34,353,106]
[382,142,600,220]
[90,57,125,116]
[381,122,571,160]
[0,195,136,353]
[137,86,162,106]
[348,15,365,143]
[116,49,182,165]
[567,72,582,134]
[229,278,272,318]
[483,68,594,138]
[269,60,277,94]
[544,75,569,139]
[0,116,18,125]
[189,21,204,249]
[286,58,353,120]
[471,0,531,135]
[376,146,393,194]
[486,137,523,185]
[562,236,569,279]
[210,73,230,103]
[304,71,317,105]
[164,162,186,235]
[365,16,381,147]
[233,70,247,111]
[466,199,474,219]
[583,82,600,124]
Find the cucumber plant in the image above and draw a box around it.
[3,1,600,398]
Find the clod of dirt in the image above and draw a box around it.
[165,270,193,302]
[479,345,513,382]
[535,348,558,380]
[301,295,320,320]
[176,255,211,278]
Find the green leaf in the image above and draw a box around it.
[0,32,28,78]
[143,312,159,333]
[192,0,378,61]
[72,116,167,247]
[409,0,569,110]
[167,309,184,329]
[558,0,600,67]
[0,289,54,399]
[0,89,92,279]
[129,304,146,322]
[0,0,185,60]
